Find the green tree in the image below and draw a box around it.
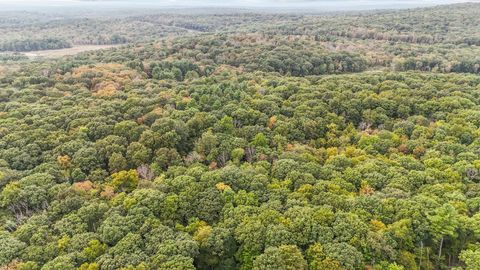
[126,142,151,167]
[459,246,480,270]
[252,245,307,270]
[110,170,139,192]
[427,203,459,260]
[109,152,128,173]
[0,231,26,265]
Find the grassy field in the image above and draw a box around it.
[22,44,121,58]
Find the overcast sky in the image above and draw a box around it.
[0,0,478,11]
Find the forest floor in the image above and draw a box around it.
[22,44,121,58]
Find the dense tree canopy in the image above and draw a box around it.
[1,2,480,270]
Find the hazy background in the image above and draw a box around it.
[1,0,479,12]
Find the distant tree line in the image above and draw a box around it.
[0,38,71,52]
[0,53,28,61]
[393,57,480,73]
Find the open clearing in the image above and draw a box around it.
[23,44,122,58]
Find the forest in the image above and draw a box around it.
[1,2,480,270]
